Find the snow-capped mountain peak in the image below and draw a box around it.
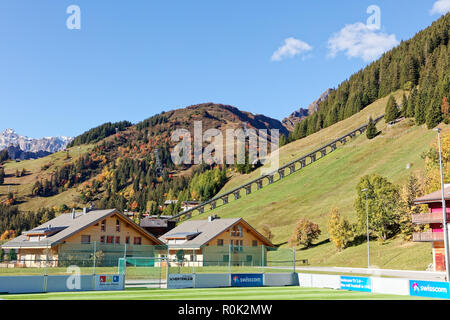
[0,129,73,154]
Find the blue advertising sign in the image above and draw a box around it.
[340,276,371,292]
[409,280,450,299]
[231,274,263,287]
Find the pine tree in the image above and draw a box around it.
[8,249,17,261]
[366,117,378,140]
[401,93,408,117]
[279,134,288,147]
[426,95,443,129]
[385,96,400,123]
[442,96,449,124]
[415,91,427,125]
[406,88,417,118]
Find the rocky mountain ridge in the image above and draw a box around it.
[0,128,73,154]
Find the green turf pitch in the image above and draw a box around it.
[0,287,435,300]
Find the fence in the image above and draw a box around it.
[165,245,305,275]
[0,243,167,277]
[0,244,304,277]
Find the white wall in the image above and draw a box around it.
[371,277,409,296]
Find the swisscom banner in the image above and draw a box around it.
[340,276,371,292]
[231,274,263,287]
[409,280,450,299]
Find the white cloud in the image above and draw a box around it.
[327,22,399,62]
[430,0,450,15]
[271,37,312,62]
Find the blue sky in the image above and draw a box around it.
[0,0,448,138]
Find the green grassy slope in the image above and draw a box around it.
[218,91,405,194]
[0,144,93,211]
[188,96,448,270]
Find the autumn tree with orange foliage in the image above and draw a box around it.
[289,218,321,248]
[0,230,15,241]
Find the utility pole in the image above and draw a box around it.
[434,128,450,282]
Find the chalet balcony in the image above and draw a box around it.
[413,232,444,242]
[412,212,447,224]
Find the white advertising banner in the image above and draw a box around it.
[94,274,125,291]
[168,274,194,289]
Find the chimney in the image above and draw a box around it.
[208,215,219,222]
[72,208,76,219]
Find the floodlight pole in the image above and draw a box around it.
[362,188,370,268]
[435,128,450,282]
[93,241,96,276]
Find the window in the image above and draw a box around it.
[28,236,39,242]
[125,236,130,244]
[115,236,120,244]
[246,255,253,263]
[234,240,243,252]
[223,255,229,262]
[134,237,142,245]
[217,239,223,246]
[230,226,243,237]
[107,236,114,244]
[101,220,106,232]
[100,236,105,243]
[81,235,91,244]
[252,240,258,247]
[116,219,120,232]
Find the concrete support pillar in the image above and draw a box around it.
[210,201,216,210]
[245,186,252,195]
[310,154,316,163]
[340,138,347,145]
[321,149,327,157]
[278,169,285,179]
[257,180,263,190]
[331,143,337,151]
[289,165,295,174]
[300,159,306,168]
[198,207,204,214]
[234,191,240,200]
[222,196,229,205]
[267,175,274,184]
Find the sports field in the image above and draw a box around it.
[0,286,436,300]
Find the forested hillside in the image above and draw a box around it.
[288,13,449,142]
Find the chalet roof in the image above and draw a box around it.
[414,184,450,204]
[140,217,169,228]
[2,209,164,249]
[159,218,274,249]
